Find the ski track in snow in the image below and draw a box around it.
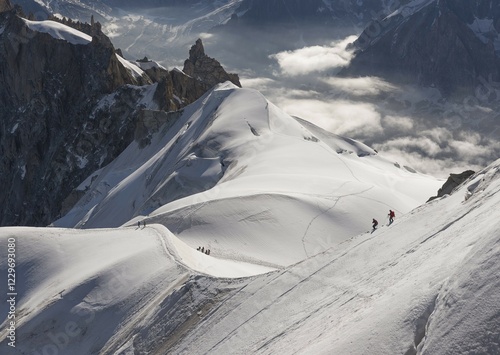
[202,232,378,354]
[300,185,376,257]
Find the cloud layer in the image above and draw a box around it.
[270,36,358,76]
[241,60,499,178]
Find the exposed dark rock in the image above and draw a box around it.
[183,38,241,89]
[428,170,476,201]
[138,39,241,112]
[0,14,240,226]
[134,109,183,148]
[0,0,12,12]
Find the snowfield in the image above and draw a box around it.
[54,83,442,267]
[0,160,498,354]
[1,83,498,354]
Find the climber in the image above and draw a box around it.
[372,218,378,232]
[388,210,395,225]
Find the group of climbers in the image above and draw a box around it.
[197,246,211,255]
[372,210,395,232]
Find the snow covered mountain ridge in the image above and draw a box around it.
[53,82,442,267]
[1,150,499,353]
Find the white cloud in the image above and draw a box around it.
[240,77,276,91]
[449,140,492,160]
[380,137,445,157]
[382,115,414,132]
[421,128,453,144]
[323,77,397,96]
[274,97,383,136]
[372,148,475,178]
[270,35,358,76]
[199,32,214,40]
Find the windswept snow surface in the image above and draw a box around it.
[55,82,442,267]
[22,19,92,45]
[0,225,273,353]
[135,60,167,71]
[165,160,500,355]
[116,54,145,79]
[1,161,499,354]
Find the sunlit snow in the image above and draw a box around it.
[22,19,92,45]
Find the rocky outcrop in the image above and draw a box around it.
[342,0,500,98]
[134,109,183,148]
[0,0,12,12]
[0,10,149,226]
[0,13,240,226]
[428,170,475,201]
[150,38,241,112]
[183,39,241,88]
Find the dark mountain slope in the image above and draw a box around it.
[342,0,500,97]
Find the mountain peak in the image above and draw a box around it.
[189,38,206,62]
[183,38,241,88]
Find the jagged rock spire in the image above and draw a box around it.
[183,38,241,88]
[188,38,207,63]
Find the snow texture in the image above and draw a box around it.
[116,55,145,78]
[54,83,442,268]
[135,60,167,71]
[22,19,92,45]
[1,82,497,355]
[1,158,498,354]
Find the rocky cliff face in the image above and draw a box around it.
[342,0,500,98]
[0,0,12,12]
[0,9,240,226]
[138,39,240,113]
[0,10,148,226]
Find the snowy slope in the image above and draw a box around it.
[55,82,442,267]
[164,159,500,355]
[1,160,498,354]
[0,225,273,353]
[115,54,145,78]
[22,18,92,44]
